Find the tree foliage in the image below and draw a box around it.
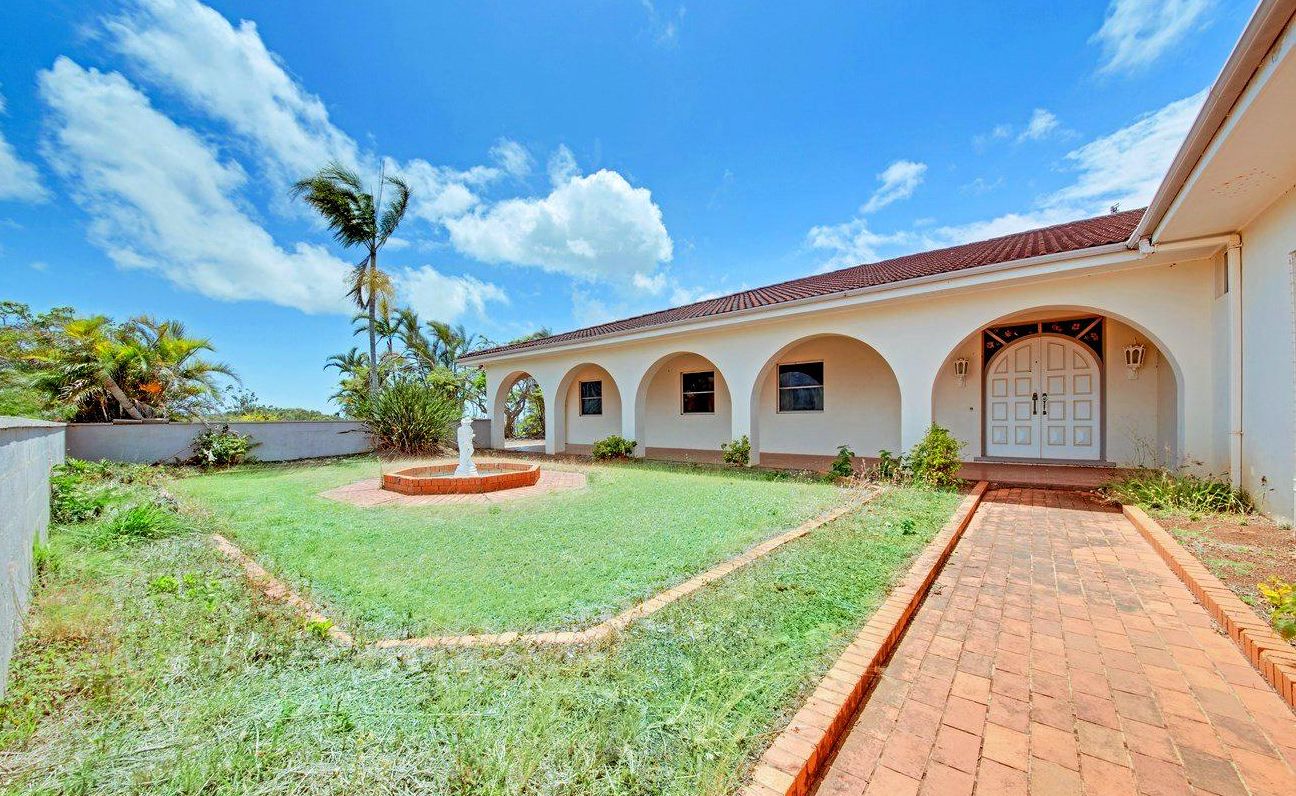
[1,301,236,421]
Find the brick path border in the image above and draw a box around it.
[1122,504,1296,709]
[739,481,989,796]
[212,486,884,650]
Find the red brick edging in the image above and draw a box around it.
[739,481,990,796]
[1122,504,1296,709]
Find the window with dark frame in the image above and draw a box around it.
[681,370,715,414]
[579,380,603,416]
[778,362,824,412]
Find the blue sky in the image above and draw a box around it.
[1,0,1252,411]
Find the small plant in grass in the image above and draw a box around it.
[1258,578,1296,640]
[1102,468,1253,514]
[828,445,856,478]
[306,617,335,639]
[591,434,636,460]
[84,503,187,549]
[148,574,179,594]
[191,424,257,466]
[721,435,751,466]
[50,461,119,523]
[900,518,917,535]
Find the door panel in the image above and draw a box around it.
[985,339,1040,458]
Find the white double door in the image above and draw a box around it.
[985,336,1101,460]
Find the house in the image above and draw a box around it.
[461,0,1296,522]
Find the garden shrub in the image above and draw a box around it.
[50,465,117,524]
[874,449,905,482]
[721,435,751,467]
[1102,469,1253,515]
[829,445,856,478]
[360,377,460,454]
[191,424,257,466]
[591,435,637,460]
[905,424,965,488]
[1259,578,1296,640]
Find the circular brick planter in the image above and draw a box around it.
[381,461,541,495]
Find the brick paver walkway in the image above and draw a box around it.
[815,487,1296,795]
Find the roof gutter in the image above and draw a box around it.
[1128,0,1296,247]
[460,240,1136,365]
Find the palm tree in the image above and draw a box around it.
[126,316,236,417]
[292,162,410,402]
[40,316,148,420]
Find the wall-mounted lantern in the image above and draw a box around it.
[953,357,969,388]
[1123,342,1146,379]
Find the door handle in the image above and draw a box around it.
[1042,392,1049,416]
[1032,392,1038,415]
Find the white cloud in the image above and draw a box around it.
[396,266,508,321]
[106,0,361,183]
[811,90,1205,265]
[0,89,50,203]
[39,57,353,313]
[547,144,579,186]
[446,165,673,284]
[1017,109,1061,142]
[1092,0,1214,75]
[860,160,927,214]
[640,1,685,46]
[490,138,532,179]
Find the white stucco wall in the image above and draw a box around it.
[1240,186,1296,520]
[65,421,372,463]
[480,252,1218,469]
[755,336,900,457]
[561,364,622,447]
[642,353,732,451]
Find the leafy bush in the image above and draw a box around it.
[721,435,751,467]
[591,435,637,460]
[360,377,460,454]
[829,445,856,478]
[874,449,905,482]
[1259,579,1296,640]
[84,502,187,549]
[191,424,257,467]
[1103,469,1253,515]
[906,424,965,488]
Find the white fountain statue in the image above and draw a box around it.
[454,415,479,477]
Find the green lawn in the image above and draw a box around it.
[1,463,962,796]
[168,458,842,637]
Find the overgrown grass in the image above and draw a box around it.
[169,457,842,637]
[1,469,961,795]
[1102,467,1254,515]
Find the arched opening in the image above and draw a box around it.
[635,352,731,462]
[491,370,546,452]
[554,363,623,453]
[750,334,901,468]
[932,307,1182,466]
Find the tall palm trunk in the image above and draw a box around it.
[366,251,380,401]
[101,373,146,420]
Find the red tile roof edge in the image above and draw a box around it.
[462,208,1144,361]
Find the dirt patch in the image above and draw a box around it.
[1153,510,1295,635]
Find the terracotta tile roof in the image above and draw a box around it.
[463,208,1144,361]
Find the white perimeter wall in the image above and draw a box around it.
[1241,186,1296,520]
[66,421,372,464]
[0,418,64,697]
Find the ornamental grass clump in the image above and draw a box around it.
[360,377,459,455]
[1103,468,1253,515]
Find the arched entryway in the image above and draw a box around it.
[749,334,900,467]
[634,352,731,462]
[933,309,1181,466]
[554,363,622,453]
[490,370,546,452]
